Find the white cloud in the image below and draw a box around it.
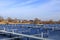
[0,0,60,20]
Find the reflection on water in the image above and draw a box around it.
[0,24,60,40]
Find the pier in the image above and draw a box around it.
[0,24,60,40]
[0,27,48,40]
[43,26,60,31]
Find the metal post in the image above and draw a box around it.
[52,27,54,31]
[12,30,14,33]
[12,29,18,33]
[47,30,49,35]
[4,27,5,31]
[41,32,44,38]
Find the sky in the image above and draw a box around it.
[0,0,60,21]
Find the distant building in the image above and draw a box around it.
[22,20,30,24]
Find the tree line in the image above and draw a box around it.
[0,16,60,24]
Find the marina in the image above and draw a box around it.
[0,0,60,40]
[0,24,60,40]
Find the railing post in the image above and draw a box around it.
[12,30,14,33]
[41,32,44,38]
[52,27,54,31]
[11,29,18,33]
[4,27,5,31]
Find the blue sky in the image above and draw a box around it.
[0,0,60,21]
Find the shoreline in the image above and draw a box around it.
[0,23,58,25]
[0,22,59,24]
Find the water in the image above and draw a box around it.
[0,24,60,40]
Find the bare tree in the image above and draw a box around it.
[33,18,40,24]
[0,16,4,22]
[6,17,13,22]
[13,18,21,23]
[29,20,34,24]
[48,19,54,24]
[57,20,60,24]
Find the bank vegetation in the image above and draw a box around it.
[0,16,60,24]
